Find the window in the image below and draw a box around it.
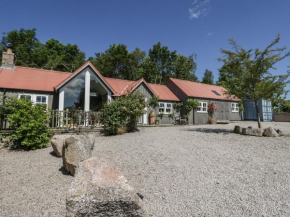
[159,102,172,114]
[231,103,239,112]
[212,90,221,96]
[166,103,172,114]
[19,94,32,101]
[197,102,207,113]
[159,103,165,113]
[35,96,47,105]
[18,94,48,106]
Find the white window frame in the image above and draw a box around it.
[231,103,239,112]
[18,94,48,106]
[159,102,172,114]
[197,102,208,113]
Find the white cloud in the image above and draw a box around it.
[207,32,213,37]
[189,0,210,19]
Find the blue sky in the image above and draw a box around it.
[2,0,290,95]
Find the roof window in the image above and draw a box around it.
[212,90,221,96]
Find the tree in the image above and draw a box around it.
[0,28,41,67]
[90,44,129,79]
[141,42,198,84]
[218,35,290,128]
[175,54,198,82]
[39,39,85,72]
[202,69,214,84]
[0,28,85,72]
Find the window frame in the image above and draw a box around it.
[231,102,239,113]
[18,94,48,106]
[159,102,173,114]
[197,102,208,113]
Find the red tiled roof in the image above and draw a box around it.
[148,83,180,101]
[168,78,239,101]
[103,77,135,96]
[0,66,71,92]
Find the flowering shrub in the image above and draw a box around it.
[208,102,217,117]
[102,93,146,135]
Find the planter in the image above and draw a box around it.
[149,112,155,125]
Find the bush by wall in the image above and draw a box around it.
[2,97,51,149]
[102,93,146,135]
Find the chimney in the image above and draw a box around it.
[1,44,15,69]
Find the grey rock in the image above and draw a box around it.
[242,128,263,137]
[66,157,147,217]
[248,126,253,129]
[233,126,242,134]
[263,127,279,137]
[62,136,94,176]
[50,135,71,157]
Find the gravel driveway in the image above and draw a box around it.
[1,121,290,216]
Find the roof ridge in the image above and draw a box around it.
[169,77,223,89]
[15,66,72,74]
[104,77,135,82]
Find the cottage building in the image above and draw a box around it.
[166,78,241,124]
[0,49,241,126]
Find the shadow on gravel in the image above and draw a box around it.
[49,151,57,157]
[186,128,233,135]
[59,166,70,176]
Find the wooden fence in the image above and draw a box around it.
[273,113,290,122]
[0,110,103,131]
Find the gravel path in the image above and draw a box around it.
[93,122,290,216]
[0,148,73,217]
[0,121,290,216]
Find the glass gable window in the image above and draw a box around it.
[90,73,108,111]
[63,71,86,110]
[197,102,207,112]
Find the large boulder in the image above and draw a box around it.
[62,136,94,176]
[50,135,71,157]
[233,126,242,134]
[242,127,263,137]
[66,157,147,217]
[263,127,279,137]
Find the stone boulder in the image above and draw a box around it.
[62,136,94,176]
[233,126,242,134]
[263,127,279,137]
[50,135,71,157]
[66,157,147,217]
[242,127,263,137]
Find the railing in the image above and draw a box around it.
[0,110,103,131]
[49,110,102,129]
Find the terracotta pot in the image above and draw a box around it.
[149,112,155,125]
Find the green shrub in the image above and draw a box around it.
[2,97,51,149]
[185,99,199,114]
[148,96,159,108]
[173,102,182,112]
[102,93,146,135]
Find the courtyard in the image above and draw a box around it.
[1,121,290,216]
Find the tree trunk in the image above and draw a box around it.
[254,100,262,129]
